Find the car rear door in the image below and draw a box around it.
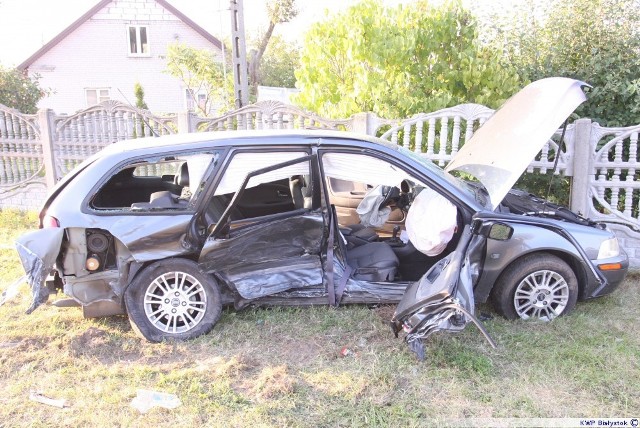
[197,151,326,300]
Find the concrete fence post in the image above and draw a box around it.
[177,111,195,133]
[38,108,58,189]
[570,118,594,217]
[351,112,379,136]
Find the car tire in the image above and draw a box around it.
[492,253,578,321]
[124,258,222,342]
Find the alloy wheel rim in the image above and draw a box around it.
[143,271,207,333]
[513,269,569,321]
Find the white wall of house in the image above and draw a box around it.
[26,0,221,114]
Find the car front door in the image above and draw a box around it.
[391,217,508,358]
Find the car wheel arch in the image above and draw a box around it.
[487,249,583,320]
[488,249,586,301]
[123,257,223,342]
[122,255,203,292]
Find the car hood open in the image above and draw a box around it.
[445,77,588,210]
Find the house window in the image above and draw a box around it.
[86,88,110,106]
[128,26,149,56]
[185,89,196,111]
[185,89,209,113]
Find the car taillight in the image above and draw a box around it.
[42,215,60,228]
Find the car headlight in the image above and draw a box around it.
[597,237,620,259]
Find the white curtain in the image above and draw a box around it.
[214,152,309,196]
[322,152,415,186]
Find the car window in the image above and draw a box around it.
[322,151,428,189]
[322,152,418,187]
[214,152,308,196]
[206,151,311,225]
[90,152,218,211]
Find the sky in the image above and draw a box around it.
[0,0,371,67]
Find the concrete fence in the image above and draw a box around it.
[1,100,640,266]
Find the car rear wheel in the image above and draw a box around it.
[492,253,578,321]
[124,258,222,342]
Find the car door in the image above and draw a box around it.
[391,217,507,359]
[197,151,326,301]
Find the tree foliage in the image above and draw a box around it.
[249,0,298,92]
[481,0,640,126]
[293,0,521,119]
[134,82,148,110]
[259,35,299,88]
[0,66,48,113]
[165,43,233,115]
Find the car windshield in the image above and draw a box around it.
[397,146,487,206]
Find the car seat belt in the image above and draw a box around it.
[326,209,336,307]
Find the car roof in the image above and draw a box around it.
[99,129,398,157]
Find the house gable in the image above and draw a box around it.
[17,0,224,114]
[18,0,222,70]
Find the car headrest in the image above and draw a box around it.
[176,162,189,187]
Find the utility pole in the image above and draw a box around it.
[229,0,249,108]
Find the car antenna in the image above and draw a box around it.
[116,88,160,137]
[543,119,569,211]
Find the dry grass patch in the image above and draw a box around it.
[249,365,298,400]
[303,370,368,399]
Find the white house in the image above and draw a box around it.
[18,0,223,114]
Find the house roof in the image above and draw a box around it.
[17,0,223,70]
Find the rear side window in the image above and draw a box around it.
[205,151,311,223]
[90,152,218,212]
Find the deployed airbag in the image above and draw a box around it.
[356,186,391,227]
[405,189,457,256]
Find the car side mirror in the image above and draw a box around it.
[489,223,514,241]
[472,220,514,241]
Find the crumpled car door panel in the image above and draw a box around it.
[199,212,325,300]
[392,225,496,359]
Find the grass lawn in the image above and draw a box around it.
[0,209,638,426]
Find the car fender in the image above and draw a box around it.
[473,222,591,303]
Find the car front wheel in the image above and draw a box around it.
[492,253,578,321]
[124,258,222,342]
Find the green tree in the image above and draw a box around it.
[249,0,298,92]
[134,82,148,110]
[0,66,48,113]
[165,43,233,115]
[481,0,640,126]
[293,0,521,119]
[259,35,299,88]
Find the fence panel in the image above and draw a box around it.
[194,100,352,132]
[0,104,43,191]
[590,124,640,229]
[53,101,178,177]
[379,103,575,175]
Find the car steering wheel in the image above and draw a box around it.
[379,186,400,210]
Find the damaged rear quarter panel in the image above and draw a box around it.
[15,228,64,313]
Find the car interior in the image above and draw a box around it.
[90,149,462,287]
[90,153,217,211]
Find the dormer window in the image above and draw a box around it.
[128,26,149,56]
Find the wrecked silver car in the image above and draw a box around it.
[16,78,628,353]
